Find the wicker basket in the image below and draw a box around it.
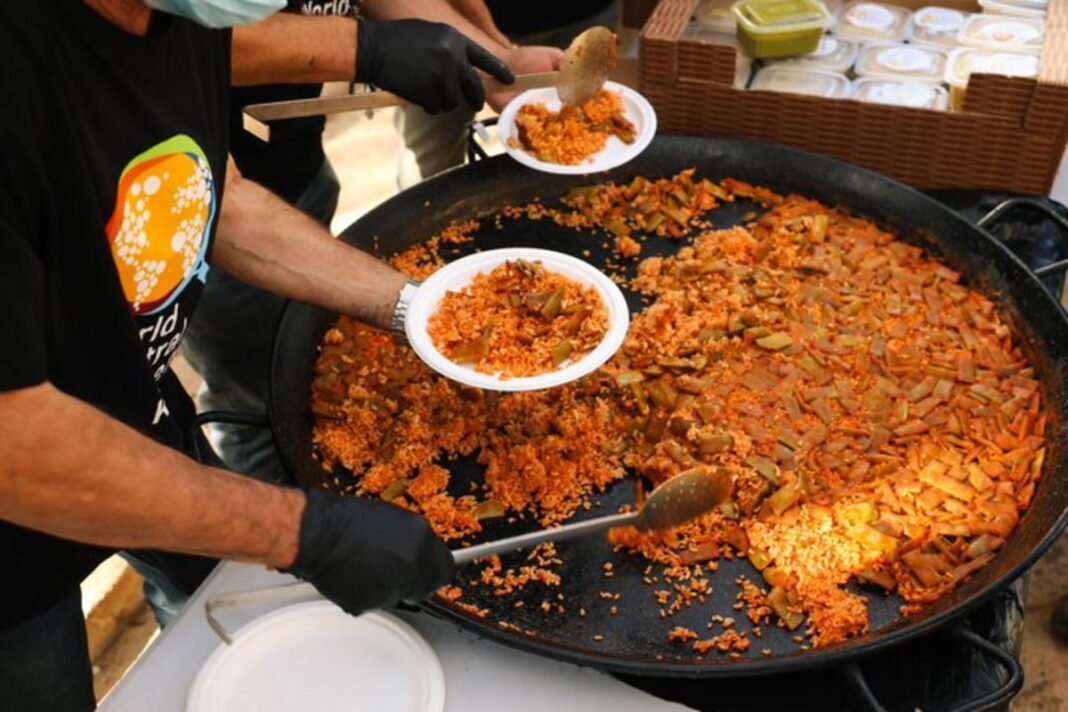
[637,0,1068,193]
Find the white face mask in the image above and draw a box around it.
[142,0,286,28]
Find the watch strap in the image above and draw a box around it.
[390,279,421,337]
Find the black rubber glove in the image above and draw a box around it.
[356,19,514,114]
[286,489,456,616]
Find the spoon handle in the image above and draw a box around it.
[243,72,560,141]
[203,509,638,640]
[451,511,637,566]
[482,71,559,95]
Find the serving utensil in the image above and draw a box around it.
[555,25,617,107]
[242,26,618,141]
[205,466,731,643]
[451,466,733,565]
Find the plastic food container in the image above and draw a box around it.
[731,0,834,58]
[836,1,912,43]
[822,0,844,19]
[682,21,755,87]
[944,47,1041,111]
[750,65,852,97]
[957,14,1045,53]
[855,43,948,81]
[696,0,740,34]
[978,0,1046,17]
[853,78,949,109]
[908,6,970,48]
[766,35,858,72]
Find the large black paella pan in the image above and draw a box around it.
[262,137,1068,688]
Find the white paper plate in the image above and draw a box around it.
[406,248,630,392]
[498,81,657,175]
[187,603,445,712]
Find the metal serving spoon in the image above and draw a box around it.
[242,26,618,141]
[452,465,732,565]
[555,25,617,107]
[204,466,732,644]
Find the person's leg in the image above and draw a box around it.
[121,551,218,628]
[395,103,475,190]
[0,589,96,712]
[1052,594,1068,642]
[182,160,340,486]
[293,160,341,227]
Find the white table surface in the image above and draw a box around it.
[99,562,692,712]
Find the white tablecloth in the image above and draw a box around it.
[99,562,692,712]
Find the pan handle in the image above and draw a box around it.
[842,622,1023,712]
[204,581,428,645]
[943,625,1025,712]
[465,116,499,164]
[189,410,270,464]
[205,581,320,645]
[977,197,1068,279]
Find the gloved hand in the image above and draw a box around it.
[356,19,515,114]
[286,489,456,616]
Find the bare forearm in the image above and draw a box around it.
[213,167,407,330]
[0,384,304,569]
[445,0,511,48]
[363,0,508,54]
[232,13,357,86]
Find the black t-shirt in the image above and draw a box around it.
[487,1,614,36]
[0,1,230,627]
[230,0,355,203]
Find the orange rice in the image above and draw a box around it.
[509,88,636,165]
[504,169,725,242]
[693,630,751,656]
[310,172,1046,650]
[427,260,609,377]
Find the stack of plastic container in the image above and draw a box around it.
[688,0,756,88]
[910,6,970,48]
[946,11,1044,109]
[689,0,1047,111]
[853,43,949,108]
[690,0,839,89]
[837,1,913,43]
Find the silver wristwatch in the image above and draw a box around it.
[390,279,421,337]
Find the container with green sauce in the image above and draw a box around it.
[731,0,834,58]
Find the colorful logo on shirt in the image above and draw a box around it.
[105,135,214,316]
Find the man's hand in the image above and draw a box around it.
[357,19,515,113]
[489,45,565,112]
[287,490,456,615]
